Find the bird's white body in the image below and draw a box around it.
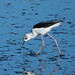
[32,22,61,35]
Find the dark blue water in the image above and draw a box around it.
[0,0,75,75]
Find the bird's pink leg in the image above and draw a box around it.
[36,35,44,56]
[47,33,62,56]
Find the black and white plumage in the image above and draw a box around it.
[21,21,62,56]
[33,21,61,28]
[23,21,62,42]
[32,21,62,35]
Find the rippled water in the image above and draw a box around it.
[0,0,75,75]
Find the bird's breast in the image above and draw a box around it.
[32,27,51,35]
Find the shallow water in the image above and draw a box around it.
[0,0,75,75]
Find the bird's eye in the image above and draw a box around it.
[25,72,28,74]
[24,36,28,39]
[25,37,27,39]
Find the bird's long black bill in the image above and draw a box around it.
[21,41,25,48]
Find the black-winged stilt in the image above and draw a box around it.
[21,21,62,56]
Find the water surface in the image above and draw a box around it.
[0,0,75,75]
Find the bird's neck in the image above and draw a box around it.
[29,32,37,39]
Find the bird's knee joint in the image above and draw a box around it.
[54,39,56,42]
[43,43,44,46]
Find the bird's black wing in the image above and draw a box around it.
[33,21,61,28]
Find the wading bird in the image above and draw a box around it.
[21,21,62,56]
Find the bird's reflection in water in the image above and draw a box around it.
[36,55,62,75]
[23,68,36,75]
[36,55,45,75]
[23,52,62,75]
[50,55,62,75]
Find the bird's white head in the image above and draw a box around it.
[21,33,31,48]
[21,33,35,48]
[24,33,31,42]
